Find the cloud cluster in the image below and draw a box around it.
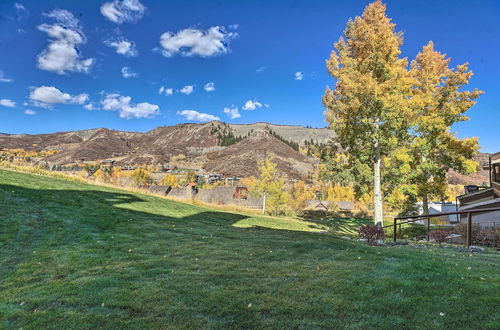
[101,93,159,119]
[203,82,215,92]
[242,100,263,111]
[121,66,138,78]
[177,110,219,122]
[159,26,236,58]
[37,9,94,75]
[180,85,194,95]
[100,0,145,24]
[0,99,16,108]
[24,109,36,115]
[223,106,240,119]
[105,38,138,57]
[158,86,173,96]
[294,71,303,80]
[0,70,13,83]
[29,86,88,108]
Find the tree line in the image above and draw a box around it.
[323,0,482,226]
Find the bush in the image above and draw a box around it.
[429,229,452,243]
[455,223,481,243]
[477,227,500,248]
[160,174,179,188]
[131,168,153,186]
[358,225,385,244]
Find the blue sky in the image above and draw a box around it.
[0,0,498,152]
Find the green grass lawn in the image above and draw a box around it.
[1,169,499,329]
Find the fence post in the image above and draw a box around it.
[427,216,430,242]
[467,212,472,248]
[393,218,397,242]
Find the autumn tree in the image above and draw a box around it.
[408,41,482,214]
[131,168,153,186]
[248,158,290,215]
[161,174,179,188]
[323,0,413,226]
[291,181,315,212]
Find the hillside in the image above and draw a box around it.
[1,169,499,328]
[0,122,490,184]
[0,121,334,180]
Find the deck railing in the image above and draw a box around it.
[386,207,500,247]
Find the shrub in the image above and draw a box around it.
[476,228,500,248]
[455,223,481,243]
[358,225,385,244]
[401,223,428,239]
[429,229,451,243]
[160,174,179,188]
[131,168,153,186]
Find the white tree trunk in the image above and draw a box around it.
[373,147,383,227]
[262,193,267,214]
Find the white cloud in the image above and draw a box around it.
[204,82,215,92]
[83,103,94,110]
[177,110,219,122]
[180,85,194,95]
[24,109,36,115]
[105,38,138,57]
[0,71,13,83]
[223,106,240,119]
[37,9,94,75]
[158,86,173,96]
[121,66,138,78]
[100,0,145,24]
[294,71,303,80]
[242,100,263,111]
[14,3,29,20]
[29,86,88,107]
[0,99,16,108]
[256,66,267,73]
[101,93,159,119]
[159,26,236,58]
[228,24,239,30]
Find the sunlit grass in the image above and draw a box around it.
[1,169,499,329]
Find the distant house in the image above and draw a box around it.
[207,173,223,185]
[457,152,500,227]
[101,159,115,167]
[161,164,177,173]
[415,201,458,224]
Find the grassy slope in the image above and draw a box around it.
[0,169,499,329]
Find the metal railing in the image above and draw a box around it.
[386,207,500,247]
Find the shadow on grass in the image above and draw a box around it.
[298,212,371,236]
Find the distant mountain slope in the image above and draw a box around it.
[0,121,334,180]
[204,129,313,180]
[0,122,489,183]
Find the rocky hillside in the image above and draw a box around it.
[1,121,490,183]
[0,121,334,180]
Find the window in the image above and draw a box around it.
[494,164,500,183]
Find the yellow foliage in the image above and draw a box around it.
[172,154,186,162]
[291,181,315,211]
[94,168,110,182]
[326,184,355,203]
[160,174,179,188]
[131,168,153,186]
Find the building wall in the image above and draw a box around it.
[459,200,500,228]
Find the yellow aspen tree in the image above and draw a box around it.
[409,41,482,214]
[323,0,413,226]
